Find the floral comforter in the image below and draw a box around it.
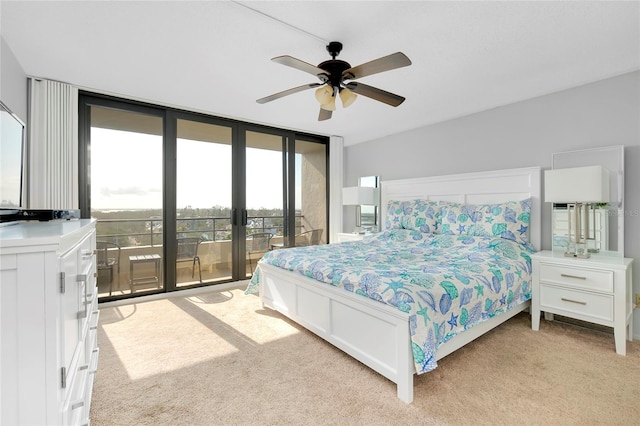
[246,229,534,374]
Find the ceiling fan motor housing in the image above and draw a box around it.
[317,59,352,90]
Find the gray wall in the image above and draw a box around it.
[0,36,27,121]
[345,70,640,337]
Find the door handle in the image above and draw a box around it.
[242,209,248,226]
[231,208,237,226]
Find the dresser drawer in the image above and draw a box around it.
[540,284,613,322]
[539,263,613,292]
[77,233,95,279]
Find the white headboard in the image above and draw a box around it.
[380,167,542,251]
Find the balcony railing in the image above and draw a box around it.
[95,215,303,247]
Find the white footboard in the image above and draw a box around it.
[258,263,416,403]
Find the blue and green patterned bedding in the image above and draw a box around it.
[246,229,535,375]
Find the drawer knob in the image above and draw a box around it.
[560,273,586,280]
[561,297,587,305]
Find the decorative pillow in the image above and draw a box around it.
[399,200,441,234]
[440,199,531,243]
[385,199,441,234]
[385,200,410,230]
[438,202,464,236]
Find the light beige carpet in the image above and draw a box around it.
[91,287,639,425]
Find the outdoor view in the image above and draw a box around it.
[89,105,326,299]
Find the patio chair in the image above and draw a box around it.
[295,229,323,247]
[96,241,120,296]
[247,232,272,274]
[177,237,202,282]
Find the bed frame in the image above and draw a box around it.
[258,167,541,403]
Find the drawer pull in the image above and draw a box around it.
[560,273,586,280]
[71,400,84,410]
[82,250,93,259]
[561,297,587,305]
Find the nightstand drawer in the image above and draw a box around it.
[540,284,613,322]
[539,263,613,292]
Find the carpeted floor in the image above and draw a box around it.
[90,287,640,425]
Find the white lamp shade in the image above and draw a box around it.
[342,186,377,205]
[544,165,610,203]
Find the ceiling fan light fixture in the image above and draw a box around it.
[320,97,336,111]
[257,42,412,121]
[315,85,334,105]
[339,87,357,108]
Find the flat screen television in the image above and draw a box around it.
[0,100,25,210]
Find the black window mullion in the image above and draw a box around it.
[285,134,296,247]
[232,124,245,280]
[163,111,177,292]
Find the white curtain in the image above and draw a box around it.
[329,135,344,243]
[28,78,78,209]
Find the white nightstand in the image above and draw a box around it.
[335,232,367,243]
[531,250,634,355]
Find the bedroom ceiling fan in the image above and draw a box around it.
[256,41,412,121]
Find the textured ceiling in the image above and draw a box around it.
[2,1,639,146]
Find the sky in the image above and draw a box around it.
[90,127,296,211]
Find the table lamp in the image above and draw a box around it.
[544,165,609,258]
[342,186,377,234]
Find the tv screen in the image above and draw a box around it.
[0,100,25,209]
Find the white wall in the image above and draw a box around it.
[0,36,27,121]
[344,70,640,338]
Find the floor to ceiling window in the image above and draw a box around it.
[79,93,329,302]
[175,117,234,287]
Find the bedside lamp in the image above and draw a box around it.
[342,186,377,234]
[544,165,609,258]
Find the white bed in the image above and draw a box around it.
[256,167,541,403]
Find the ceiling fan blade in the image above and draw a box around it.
[318,108,332,121]
[272,55,328,78]
[257,83,321,104]
[345,82,405,107]
[342,52,411,80]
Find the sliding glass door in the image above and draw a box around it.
[83,104,165,298]
[80,93,329,302]
[176,118,234,286]
[244,129,286,278]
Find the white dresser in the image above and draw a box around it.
[531,250,633,355]
[0,219,99,425]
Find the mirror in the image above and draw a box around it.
[359,176,380,232]
[551,146,624,256]
[0,100,26,209]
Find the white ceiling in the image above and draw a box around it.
[2,1,639,146]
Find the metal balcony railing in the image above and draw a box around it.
[95,215,303,248]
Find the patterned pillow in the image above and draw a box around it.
[400,200,441,234]
[385,200,411,230]
[385,199,441,234]
[438,202,464,236]
[440,199,531,243]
